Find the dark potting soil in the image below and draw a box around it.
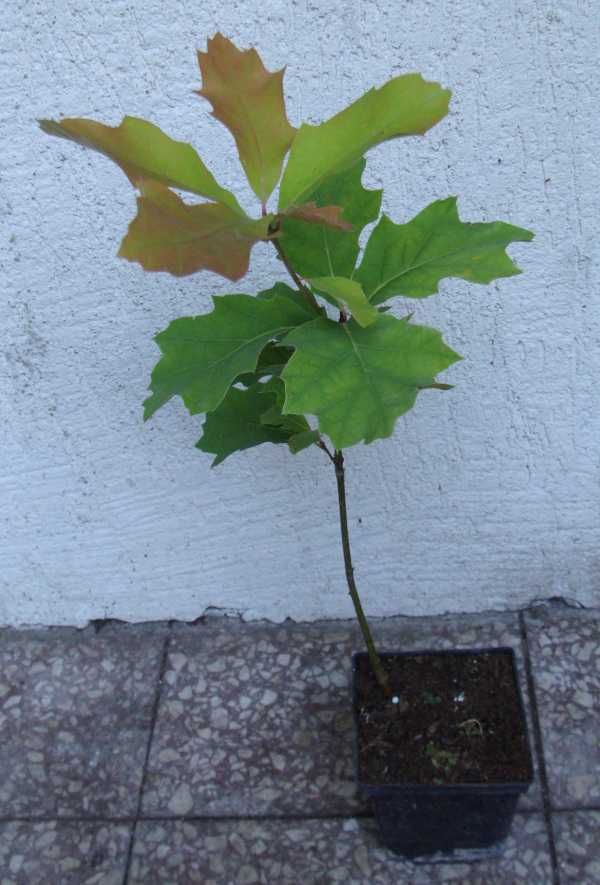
[356,650,532,786]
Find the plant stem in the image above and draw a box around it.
[317,438,335,462]
[333,449,392,697]
[269,225,321,314]
[273,235,389,695]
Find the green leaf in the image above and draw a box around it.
[196,378,318,465]
[288,429,321,454]
[197,33,296,203]
[144,291,313,419]
[282,315,461,448]
[356,197,535,305]
[258,377,309,432]
[260,402,309,433]
[279,159,381,279]
[118,182,273,280]
[308,276,378,327]
[39,115,241,213]
[257,376,290,421]
[196,383,291,466]
[257,378,320,454]
[279,74,450,210]
[235,285,301,385]
[236,342,294,386]
[256,281,310,312]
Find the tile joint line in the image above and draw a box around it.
[519,611,561,885]
[122,628,172,884]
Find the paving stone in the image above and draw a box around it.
[0,820,131,885]
[143,613,541,816]
[0,623,166,816]
[129,812,552,884]
[524,605,600,807]
[553,810,600,884]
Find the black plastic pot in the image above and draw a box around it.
[352,647,533,859]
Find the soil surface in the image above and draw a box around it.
[355,650,532,785]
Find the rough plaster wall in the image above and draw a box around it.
[1,0,599,627]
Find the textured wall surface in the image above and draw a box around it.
[1,0,599,626]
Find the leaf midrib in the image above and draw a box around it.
[342,324,386,434]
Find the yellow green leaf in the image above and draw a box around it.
[118,182,273,280]
[308,277,379,327]
[279,74,450,210]
[39,115,241,212]
[197,33,296,203]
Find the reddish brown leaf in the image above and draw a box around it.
[285,203,353,231]
[197,33,296,203]
[118,182,275,280]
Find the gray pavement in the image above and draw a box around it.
[0,601,597,883]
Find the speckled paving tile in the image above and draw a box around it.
[143,612,541,816]
[0,622,166,816]
[0,820,131,885]
[553,810,600,884]
[129,813,552,884]
[524,605,600,808]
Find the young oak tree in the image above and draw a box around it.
[41,34,533,695]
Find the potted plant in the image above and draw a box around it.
[41,34,534,858]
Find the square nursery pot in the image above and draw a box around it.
[352,647,533,860]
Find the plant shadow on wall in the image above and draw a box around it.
[41,34,534,859]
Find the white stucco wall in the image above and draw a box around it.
[1,1,599,627]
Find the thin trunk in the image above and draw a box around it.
[267,239,389,695]
[333,449,391,697]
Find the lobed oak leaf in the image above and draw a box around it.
[196,383,291,466]
[356,197,534,305]
[196,378,318,466]
[144,290,314,419]
[282,314,461,448]
[279,74,450,210]
[197,33,295,203]
[118,181,274,280]
[39,115,241,212]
